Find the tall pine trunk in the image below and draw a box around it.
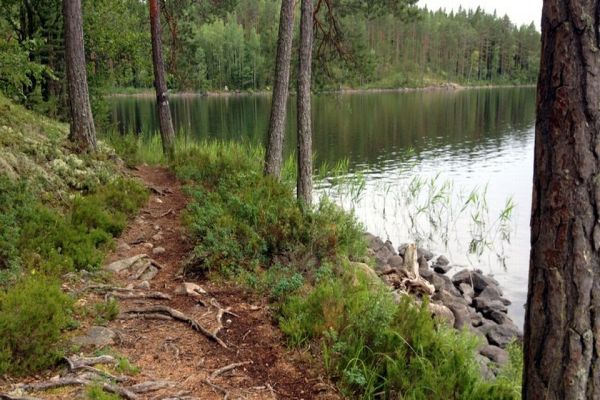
[149,0,175,160]
[264,0,296,179]
[63,0,96,152]
[524,1,600,398]
[296,0,313,204]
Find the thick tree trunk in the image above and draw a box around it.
[296,0,313,205]
[63,0,96,152]
[524,1,600,399]
[264,0,296,179]
[149,0,176,160]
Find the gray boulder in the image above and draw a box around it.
[418,256,429,271]
[451,269,500,293]
[486,322,521,348]
[434,264,452,274]
[417,248,435,261]
[480,345,509,365]
[388,255,404,270]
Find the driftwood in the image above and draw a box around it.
[120,305,228,348]
[401,244,435,296]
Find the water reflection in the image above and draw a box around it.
[109,87,536,325]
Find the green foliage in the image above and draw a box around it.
[115,356,140,375]
[279,276,520,399]
[86,385,121,400]
[167,141,365,276]
[94,298,120,325]
[0,174,147,283]
[0,276,73,375]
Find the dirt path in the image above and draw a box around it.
[100,166,340,400]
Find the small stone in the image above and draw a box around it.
[388,255,404,269]
[152,233,164,242]
[418,256,429,271]
[117,243,131,252]
[152,246,166,255]
[375,264,393,276]
[434,264,452,274]
[154,198,163,204]
[105,254,147,273]
[154,225,160,231]
[136,280,151,290]
[435,255,450,266]
[139,266,159,281]
[417,248,434,261]
[143,242,154,249]
[71,326,115,348]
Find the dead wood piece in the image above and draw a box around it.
[118,312,172,321]
[0,394,43,400]
[122,305,228,348]
[65,355,117,370]
[129,380,175,394]
[202,380,229,400]
[109,291,172,301]
[210,362,252,380]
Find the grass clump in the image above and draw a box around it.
[0,276,73,375]
[86,385,121,400]
[280,274,520,399]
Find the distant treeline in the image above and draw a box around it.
[0,0,540,117]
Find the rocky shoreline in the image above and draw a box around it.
[363,233,522,378]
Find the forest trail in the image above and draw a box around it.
[96,165,339,400]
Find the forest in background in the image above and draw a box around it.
[0,0,540,120]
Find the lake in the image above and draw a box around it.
[109,87,536,325]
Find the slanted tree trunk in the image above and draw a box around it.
[524,1,600,398]
[296,0,313,204]
[63,0,96,152]
[149,0,175,160]
[264,0,296,179]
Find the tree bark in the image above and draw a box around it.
[63,0,96,152]
[524,1,600,398]
[264,0,296,179]
[149,0,176,160]
[296,0,313,205]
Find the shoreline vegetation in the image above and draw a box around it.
[106,82,537,98]
[0,95,523,398]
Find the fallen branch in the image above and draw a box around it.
[65,355,117,369]
[22,377,138,400]
[210,362,252,380]
[129,380,175,394]
[109,291,172,301]
[122,305,228,348]
[119,313,172,321]
[0,394,43,400]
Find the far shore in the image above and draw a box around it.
[107,83,536,98]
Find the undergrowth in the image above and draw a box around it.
[110,134,523,399]
[0,95,148,375]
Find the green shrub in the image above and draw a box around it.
[0,276,73,375]
[174,142,365,277]
[0,175,147,281]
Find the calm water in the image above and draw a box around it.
[109,88,536,325]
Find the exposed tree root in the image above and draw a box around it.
[209,362,252,380]
[121,305,228,348]
[65,354,117,369]
[109,291,172,301]
[129,380,175,394]
[22,378,138,400]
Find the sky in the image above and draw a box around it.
[418,0,542,30]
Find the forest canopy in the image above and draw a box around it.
[0,0,540,117]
